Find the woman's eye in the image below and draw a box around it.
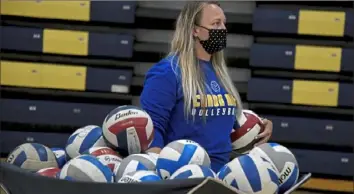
[213,22,220,26]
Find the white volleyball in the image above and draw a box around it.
[118,170,161,183]
[115,154,156,180]
[65,125,107,159]
[59,155,114,183]
[7,143,58,171]
[156,139,211,180]
[51,148,66,168]
[170,164,216,180]
[250,142,299,193]
[217,154,279,194]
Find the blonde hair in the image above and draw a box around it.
[169,1,243,119]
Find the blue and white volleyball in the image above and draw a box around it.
[156,139,211,180]
[62,176,75,181]
[51,148,66,168]
[65,125,107,159]
[59,155,114,183]
[118,170,161,183]
[6,143,58,171]
[115,154,156,180]
[102,105,154,156]
[170,164,216,180]
[146,152,159,163]
[217,154,279,194]
[250,143,299,193]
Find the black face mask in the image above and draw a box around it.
[197,26,227,54]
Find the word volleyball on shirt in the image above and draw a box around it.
[192,93,237,117]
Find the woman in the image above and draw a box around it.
[140,1,273,172]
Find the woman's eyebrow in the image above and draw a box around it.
[211,17,227,23]
[211,18,222,22]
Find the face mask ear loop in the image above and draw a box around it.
[194,24,210,42]
[196,25,210,31]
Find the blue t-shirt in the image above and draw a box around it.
[140,55,238,172]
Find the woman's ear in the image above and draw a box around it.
[193,27,199,38]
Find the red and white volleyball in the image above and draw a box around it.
[230,109,264,153]
[83,146,123,172]
[37,167,61,178]
[102,105,154,156]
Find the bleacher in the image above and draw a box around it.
[0,1,353,193]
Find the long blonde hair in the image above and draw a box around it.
[169,1,243,119]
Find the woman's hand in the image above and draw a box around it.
[254,119,273,147]
[146,147,162,154]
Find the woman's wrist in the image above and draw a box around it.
[146,147,162,154]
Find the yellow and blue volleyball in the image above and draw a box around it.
[65,125,107,159]
[217,154,279,194]
[250,143,299,193]
[58,155,114,183]
[117,170,161,183]
[170,164,216,180]
[156,139,211,180]
[51,148,66,168]
[6,143,58,171]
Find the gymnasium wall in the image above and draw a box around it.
[0,1,353,193]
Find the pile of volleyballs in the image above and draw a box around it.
[6,106,300,194]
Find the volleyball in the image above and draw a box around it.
[146,152,159,163]
[37,167,61,178]
[250,142,299,193]
[156,139,211,180]
[115,153,157,180]
[113,162,121,177]
[170,164,216,180]
[102,105,154,156]
[117,170,162,183]
[231,109,264,153]
[83,146,123,172]
[51,148,66,168]
[217,154,279,194]
[58,155,114,183]
[6,143,58,171]
[65,125,107,159]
